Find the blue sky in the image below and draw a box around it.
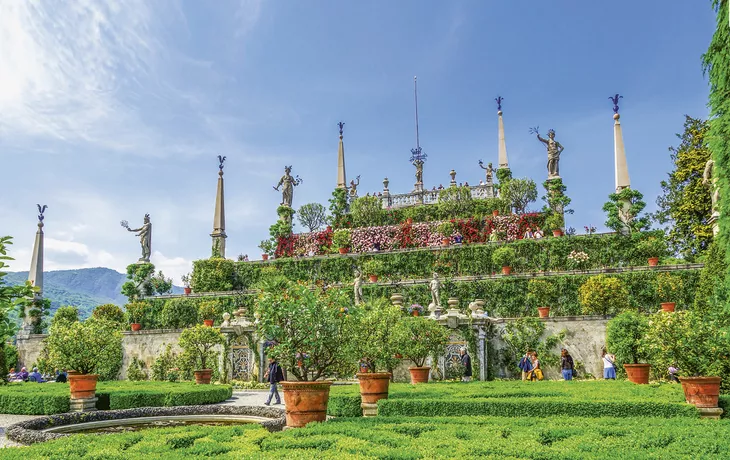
[0,1,716,283]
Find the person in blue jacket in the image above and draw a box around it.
[518,350,533,381]
[264,358,284,406]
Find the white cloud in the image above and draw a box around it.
[151,251,192,285]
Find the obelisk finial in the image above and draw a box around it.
[609,94,623,115]
[611,94,630,193]
[338,121,345,137]
[497,96,509,169]
[211,156,227,258]
[337,121,347,189]
[495,96,503,113]
[409,76,427,192]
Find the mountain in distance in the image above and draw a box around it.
[5,267,182,318]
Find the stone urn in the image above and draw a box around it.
[390,293,404,308]
[282,380,332,427]
[69,373,99,400]
[679,376,722,408]
[357,372,391,404]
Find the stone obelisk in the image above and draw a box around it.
[23,205,47,335]
[211,156,227,258]
[336,122,347,189]
[496,97,509,170]
[612,96,631,193]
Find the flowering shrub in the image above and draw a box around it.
[408,304,425,315]
[656,272,684,303]
[578,275,630,315]
[567,250,590,270]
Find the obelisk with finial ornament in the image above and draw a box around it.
[211,155,227,258]
[336,122,347,189]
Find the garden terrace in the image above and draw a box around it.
[0,382,233,415]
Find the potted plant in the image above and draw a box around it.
[126,301,146,331]
[255,281,355,427]
[181,273,192,295]
[527,279,556,318]
[259,240,274,261]
[362,259,385,283]
[544,213,564,237]
[636,236,667,267]
[178,324,225,384]
[492,246,517,275]
[408,304,424,317]
[199,300,218,327]
[393,316,449,384]
[346,299,402,406]
[578,275,629,315]
[45,320,123,400]
[656,272,683,312]
[437,222,455,246]
[333,229,351,254]
[606,311,651,384]
[492,209,499,217]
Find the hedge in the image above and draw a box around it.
[0,382,233,415]
[193,231,666,292]
[4,416,730,458]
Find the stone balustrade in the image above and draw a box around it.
[380,184,495,209]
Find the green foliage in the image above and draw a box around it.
[602,188,651,234]
[694,240,728,314]
[578,275,629,315]
[268,219,292,240]
[436,221,455,237]
[543,213,564,232]
[4,344,18,374]
[297,202,327,232]
[45,320,123,377]
[495,167,512,183]
[350,196,384,228]
[500,178,538,213]
[436,186,473,218]
[542,178,573,216]
[346,299,403,373]
[27,297,50,334]
[161,298,199,329]
[0,237,35,342]
[178,325,225,371]
[328,187,349,227]
[92,303,126,329]
[126,357,148,381]
[125,301,147,325]
[151,344,180,382]
[606,311,649,365]
[656,272,684,304]
[198,301,218,322]
[492,246,516,267]
[527,279,556,307]
[393,316,449,367]
[653,116,713,260]
[636,236,668,259]
[500,317,564,369]
[258,239,276,256]
[51,306,79,328]
[121,263,156,301]
[256,281,355,381]
[361,259,385,277]
[192,258,235,292]
[332,229,351,249]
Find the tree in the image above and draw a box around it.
[500,178,537,214]
[653,116,712,260]
[297,203,327,232]
[350,196,384,227]
[121,264,171,301]
[602,188,651,234]
[328,188,349,227]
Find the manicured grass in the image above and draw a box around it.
[2,416,727,459]
[328,380,696,418]
[0,381,232,415]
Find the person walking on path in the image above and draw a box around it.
[602,349,617,380]
[560,349,575,381]
[263,358,284,406]
[518,350,533,381]
[459,348,472,382]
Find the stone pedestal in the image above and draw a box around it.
[361,403,378,417]
[698,407,723,419]
[70,397,98,412]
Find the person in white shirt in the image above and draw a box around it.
[602,350,616,379]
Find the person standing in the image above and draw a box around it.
[459,348,472,382]
[530,352,543,381]
[263,358,284,406]
[518,350,533,381]
[560,349,575,381]
[602,350,616,380]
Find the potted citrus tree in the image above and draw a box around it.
[181,273,192,295]
[437,221,455,246]
[125,301,146,331]
[606,311,651,384]
[393,316,449,384]
[544,213,564,237]
[578,275,629,316]
[258,239,275,261]
[333,229,351,254]
[347,299,403,406]
[178,324,225,384]
[492,246,517,275]
[199,301,218,327]
[255,281,355,427]
[656,272,683,312]
[362,259,385,283]
[527,279,556,318]
[45,319,123,400]
[636,236,667,267]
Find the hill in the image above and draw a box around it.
[4,267,182,318]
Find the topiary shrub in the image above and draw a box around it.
[606,311,649,366]
[127,357,148,381]
[492,246,517,268]
[45,320,123,379]
[92,304,126,329]
[151,344,180,382]
[578,275,629,315]
[161,298,199,329]
[198,301,218,323]
[50,306,79,328]
[393,316,449,368]
[527,279,557,308]
[656,273,684,305]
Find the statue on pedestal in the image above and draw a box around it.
[703,158,720,218]
[354,269,363,306]
[478,160,494,185]
[349,175,361,200]
[121,214,152,262]
[531,127,564,179]
[430,272,441,308]
[414,160,424,187]
[273,165,302,207]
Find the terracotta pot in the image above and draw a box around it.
[262,254,269,261]
[282,380,332,428]
[442,238,450,246]
[357,372,391,404]
[338,247,348,254]
[194,369,213,384]
[502,266,512,275]
[660,302,676,312]
[537,307,550,318]
[406,218,413,225]
[408,366,431,384]
[648,257,659,267]
[184,287,192,295]
[679,376,722,408]
[394,353,403,359]
[69,373,99,400]
[130,323,142,331]
[369,275,378,283]
[624,363,651,384]
[203,319,214,327]
[412,311,420,317]
[552,229,563,237]
[492,210,499,217]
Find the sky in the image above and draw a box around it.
[0,0,717,285]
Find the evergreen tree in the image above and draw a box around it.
[653,116,712,260]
